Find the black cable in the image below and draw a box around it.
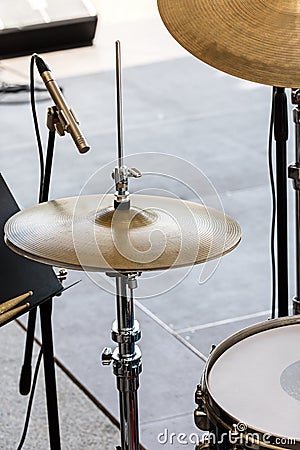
[269,86,277,319]
[30,54,45,202]
[20,57,45,398]
[16,347,43,450]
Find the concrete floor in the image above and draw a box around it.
[0,1,298,449]
[0,321,120,449]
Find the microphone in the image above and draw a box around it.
[35,55,90,154]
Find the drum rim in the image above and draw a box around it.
[202,315,300,448]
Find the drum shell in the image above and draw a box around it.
[195,316,300,449]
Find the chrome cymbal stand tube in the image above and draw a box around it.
[101,41,143,450]
[289,89,300,315]
[102,272,142,450]
[113,40,141,211]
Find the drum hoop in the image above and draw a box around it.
[202,315,300,449]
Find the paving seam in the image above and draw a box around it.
[176,309,271,334]
[135,300,208,362]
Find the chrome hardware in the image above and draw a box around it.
[194,407,210,431]
[101,347,113,366]
[103,270,142,449]
[292,88,300,105]
[111,320,141,344]
[293,296,300,315]
[194,383,211,431]
[195,443,214,449]
[195,384,204,405]
[57,268,68,283]
[112,165,142,205]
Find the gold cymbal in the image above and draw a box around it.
[157,0,300,87]
[4,194,241,272]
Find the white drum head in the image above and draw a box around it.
[208,321,300,440]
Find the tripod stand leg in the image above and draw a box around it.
[19,308,37,395]
[40,299,61,450]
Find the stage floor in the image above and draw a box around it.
[0,1,295,448]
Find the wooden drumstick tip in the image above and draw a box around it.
[21,290,33,299]
[0,302,30,325]
[0,291,33,315]
[10,290,33,302]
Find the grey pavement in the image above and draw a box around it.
[0,321,119,450]
[0,55,296,449]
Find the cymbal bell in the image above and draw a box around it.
[157,0,300,87]
[4,194,241,273]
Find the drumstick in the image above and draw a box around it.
[0,291,33,315]
[0,303,30,325]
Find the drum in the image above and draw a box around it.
[194,316,300,449]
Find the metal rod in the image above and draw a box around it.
[118,382,139,450]
[296,192,300,301]
[114,274,140,450]
[274,87,289,317]
[295,116,300,302]
[116,40,124,168]
[116,276,134,356]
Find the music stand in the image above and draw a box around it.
[0,173,63,449]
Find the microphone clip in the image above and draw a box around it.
[47,106,64,135]
[46,105,79,137]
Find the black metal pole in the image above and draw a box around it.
[274,87,289,317]
[19,310,37,395]
[288,90,300,315]
[40,299,61,449]
[42,130,56,201]
[20,129,56,395]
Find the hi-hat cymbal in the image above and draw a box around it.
[4,194,241,272]
[157,0,300,87]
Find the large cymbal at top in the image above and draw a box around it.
[157,0,300,87]
[4,194,241,273]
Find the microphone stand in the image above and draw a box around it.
[20,53,89,447]
[274,87,289,317]
[20,108,61,449]
[289,89,300,315]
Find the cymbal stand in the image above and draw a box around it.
[289,89,300,315]
[274,87,289,317]
[101,41,143,450]
[102,272,142,450]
